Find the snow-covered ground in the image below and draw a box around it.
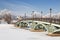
[0,24,60,40]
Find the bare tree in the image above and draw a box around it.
[3,13,12,24]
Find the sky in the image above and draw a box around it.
[0,0,60,16]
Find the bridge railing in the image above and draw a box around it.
[22,18,60,25]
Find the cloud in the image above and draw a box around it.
[0,1,39,16]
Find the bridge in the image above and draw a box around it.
[22,18,60,25]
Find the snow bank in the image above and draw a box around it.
[0,24,60,40]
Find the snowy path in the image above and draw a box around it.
[0,24,60,40]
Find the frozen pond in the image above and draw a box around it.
[0,24,60,40]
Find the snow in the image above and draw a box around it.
[0,24,60,40]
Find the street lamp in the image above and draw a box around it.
[50,8,52,25]
[32,11,34,20]
[25,13,26,20]
[41,11,43,21]
[31,11,35,27]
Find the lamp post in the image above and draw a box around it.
[41,11,43,21]
[31,11,35,27]
[32,11,34,21]
[25,13,26,20]
[50,8,52,25]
